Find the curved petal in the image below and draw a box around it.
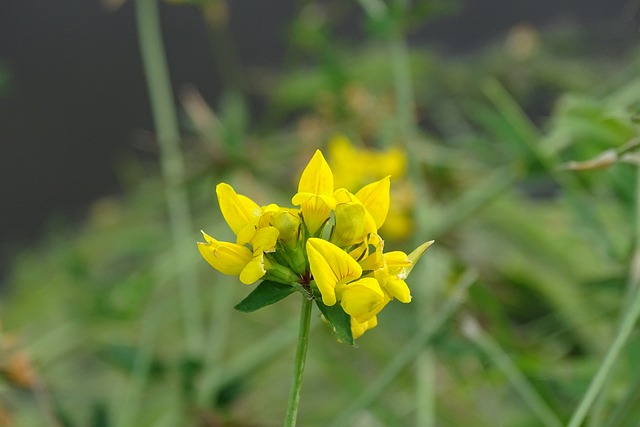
[307,238,362,306]
[216,183,261,235]
[355,176,390,230]
[338,277,386,323]
[384,277,412,303]
[198,231,252,276]
[239,254,267,284]
[351,315,378,339]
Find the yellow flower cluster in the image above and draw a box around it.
[198,150,432,339]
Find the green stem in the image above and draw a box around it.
[566,283,640,427]
[135,0,204,355]
[568,165,640,427]
[283,296,313,427]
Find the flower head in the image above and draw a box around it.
[198,148,433,341]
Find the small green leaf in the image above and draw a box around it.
[234,280,296,312]
[315,300,354,345]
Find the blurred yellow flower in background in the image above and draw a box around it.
[328,135,414,240]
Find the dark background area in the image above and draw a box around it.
[0,0,636,279]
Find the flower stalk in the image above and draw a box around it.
[284,295,313,427]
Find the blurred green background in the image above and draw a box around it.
[2,0,640,426]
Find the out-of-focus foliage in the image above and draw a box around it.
[2,1,640,426]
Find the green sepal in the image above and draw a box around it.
[315,299,355,345]
[234,280,296,312]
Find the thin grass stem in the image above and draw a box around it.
[135,0,204,356]
[461,316,563,427]
[567,168,640,427]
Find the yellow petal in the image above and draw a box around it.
[355,176,390,230]
[299,198,333,235]
[239,254,267,284]
[385,277,412,303]
[338,277,386,323]
[385,251,412,269]
[197,231,252,276]
[351,315,378,339]
[251,226,279,254]
[331,203,366,247]
[216,183,261,235]
[296,150,334,196]
[358,233,385,271]
[307,238,362,306]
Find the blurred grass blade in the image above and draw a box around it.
[461,315,563,427]
[135,0,204,356]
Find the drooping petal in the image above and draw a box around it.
[331,203,366,247]
[351,315,378,339]
[216,183,261,235]
[197,231,252,276]
[307,238,362,306]
[239,253,268,284]
[379,250,413,302]
[338,277,386,323]
[384,277,412,303]
[355,176,390,230]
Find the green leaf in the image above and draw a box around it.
[234,280,296,312]
[315,300,355,345]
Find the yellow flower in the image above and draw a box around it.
[216,183,261,236]
[332,176,390,237]
[306,238,362,306]
[307,238,388,325]
[198,147,433,341]
[375,240,435,303]
[339,277,387,323]
[292,150,336,234]
[198,227,279,285]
